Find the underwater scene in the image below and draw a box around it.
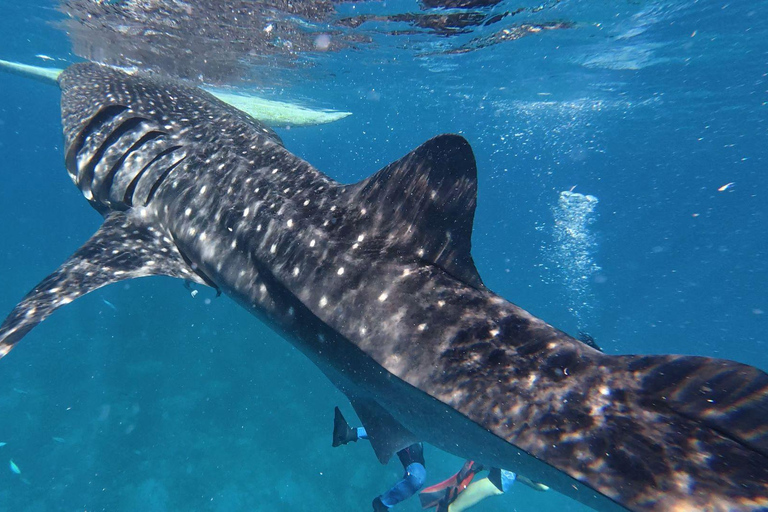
[0,0,766,511]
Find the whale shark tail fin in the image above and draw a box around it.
[344,134,484,289]
[556,353,768,510]
[0,211,208,359]
[630,354,768,460]
[620,354,768,509]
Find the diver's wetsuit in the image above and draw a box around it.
[376,442,427,509]
[355,429,426,510]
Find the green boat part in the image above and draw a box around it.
[0,59,351,127]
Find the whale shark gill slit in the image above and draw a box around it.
[64,104,127,182]
[108,135,172,206]
[98,129,166,206]
[124,146,185,207]
[76,113,147,199]
[141,153,187,206]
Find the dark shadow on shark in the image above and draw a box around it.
[1,63,767,511]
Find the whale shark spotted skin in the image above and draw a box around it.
[1,63,768,511]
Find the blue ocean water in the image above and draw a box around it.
[0,1,766,511]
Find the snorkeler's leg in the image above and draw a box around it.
[517,474,549,492]
[420,460,483,509]
[446,477,502,512]
[446,468,515,512]
[374,462,427,509]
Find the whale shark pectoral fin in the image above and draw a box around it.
[344,134,483,289]
[0,210,204,359]
[349,396,419,464]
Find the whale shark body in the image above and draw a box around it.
[1,63,767,511]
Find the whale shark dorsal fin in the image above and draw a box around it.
[0,210,208,358]
[349,397,419,464]
[345,134,484,289]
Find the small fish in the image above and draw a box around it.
[35,54,54,62]
[9,460,20,474]
[578,332,602,352]
[52,437,66,443]
[718,182,735,192]
[0,442,6,447]
[102,298,117,310]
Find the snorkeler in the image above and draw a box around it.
[420,460,548,512]
[332,407,427,511]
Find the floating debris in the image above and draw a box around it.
[9,460,20,474]
[191,290,199,298]
[314,34,332,51]
[718,182,735,192]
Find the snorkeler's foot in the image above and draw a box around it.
[332,406,358,447]
[372,496,390,511]
[517,475,550,492]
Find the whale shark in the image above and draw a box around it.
[1,63,767,511]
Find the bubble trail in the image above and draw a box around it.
[550,190,600,328]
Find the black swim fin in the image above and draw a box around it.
[372,496,389,512]
[332,406,359,447]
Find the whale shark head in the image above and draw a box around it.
[58,65,283,215]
